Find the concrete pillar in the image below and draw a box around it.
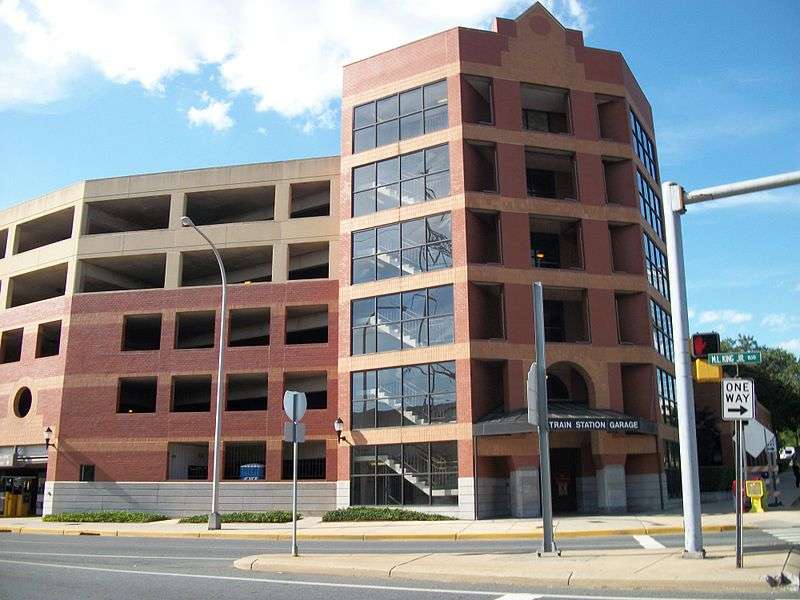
[458,477,476,520]
[335,480,350,509]
[168,192,186,229]
[272,243,288,283]
[164,251,181,289]
[510,467,540,517]
[274,182,291,222]
[596,465,627,513]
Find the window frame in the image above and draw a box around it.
[636,170,664,240]
[352,80,449,153]
[630,110,659,182]
[650,299,675,362]
[643,233,670,299]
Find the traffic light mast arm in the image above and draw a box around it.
[685,170,800,205]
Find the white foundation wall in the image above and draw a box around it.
[44,481,337,516]
[510,468,540,517]
[625,473,664,512]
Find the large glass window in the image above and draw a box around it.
[350,442,458,506]
[352,213,452,284]
[351,285,454,355]
[630,111,659,182]
[353,80,448,153]
[650,299,674,362]
[664,440,682,499]
[352,145,450,217]
[636,170,664,240]
[657,368,677,427]
[643,233,669,299]
[351,361,456,429]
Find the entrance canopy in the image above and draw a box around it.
[475,401,658,436]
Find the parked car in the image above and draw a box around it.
[779,446,796,461]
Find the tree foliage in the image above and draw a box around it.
[721,335,800,439]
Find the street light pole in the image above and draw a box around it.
[180,216,228,531]
[661,169,800,558]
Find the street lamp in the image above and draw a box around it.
[333,417,344,443]
[43,427,54,449]
[661,169,800,559]
[180,215,228,531]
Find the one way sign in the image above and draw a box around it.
[721,378,755,421]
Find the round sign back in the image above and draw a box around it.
[283,391,307,422]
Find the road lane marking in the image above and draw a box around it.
[0,551,233,561]
[0,558,510,596]
[495,595,542,599]
[632,535,665,549]
[0,558,767,600]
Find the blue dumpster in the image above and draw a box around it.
[239,463,265,480]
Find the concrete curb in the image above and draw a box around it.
[2,523,742,541]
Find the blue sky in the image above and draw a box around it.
[1,0,798,352]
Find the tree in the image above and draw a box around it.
[721,335,800,443]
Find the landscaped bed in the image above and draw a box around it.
[321,507,455,522]
[42,511,169,523]
[178,511,296,524]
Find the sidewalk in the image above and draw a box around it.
[234,545,787,593]
[2,506,800,541]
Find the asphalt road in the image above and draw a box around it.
[0,531,794,600]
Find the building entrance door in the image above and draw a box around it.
[550,448,580,513]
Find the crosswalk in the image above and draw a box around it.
[765,527,800,545]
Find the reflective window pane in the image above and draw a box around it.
[425,145,449,173]
[377,120,399,146]
[376,184,400,211]
[402,290,428,319]
[427,286,454,316]
[354,103,375,128]
[376,252,401,280]
[376,96,399,121]
[352,229,375,258]
[399,88,422,115]
[353,190,375,217]
[424,105,448,132]
[403,394,427,425]
[425,171,450,201]
[376,475,402,505]
[352,298,376,326]
[402,319,427,349]
[428,316,454,345]
[352,257,375,284]
[376,223,400,253]
[377,157,400,185]
[353,127,374,153]
[401,248,425,276]
[351,477,375,504]
[377,367,402,398]
[430,393,457,423]
[400,112,423,139]
[400,151,425,179]
[353,163,376,191]
[351,371,365,400]
[401,177,425,206]
[430,362,456,393]
[376,445,402,474]
[377,323,402,352]
[352,401,375,429]
[401,218,425,248]
[376,397,402,427]
[376,294,401,323]
[403,365,428,397]
[426,213,451,241]
[423,80,448,108]
[426,242,452,271]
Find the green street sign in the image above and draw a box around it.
[707,351,762,366]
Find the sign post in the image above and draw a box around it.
[283,390,307,558]
[529,282,557,556]
[722,378,755,568]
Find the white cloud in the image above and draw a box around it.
[0,0,589,128]
[187,92,233,131]
[794,282,800,292]
[255,126,268,137]
[697,309,752,325]
[778,339,800,354]
[761,313,800,330]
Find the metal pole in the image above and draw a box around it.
[533,282,555,554]
[185,222,227,532]
[685,170,800,204]
[661,183,705,558]
[291,393,299,557]
[736,420,743,568]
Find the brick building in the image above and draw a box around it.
[1,3,678,518]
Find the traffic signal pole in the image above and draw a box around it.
[661,169,800,559]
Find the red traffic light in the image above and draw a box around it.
[692,332,720,359]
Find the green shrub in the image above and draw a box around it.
[321,507,455,522]
[43,511,169,523]
[178,511,296,524]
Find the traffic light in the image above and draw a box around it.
[691,332,720,359]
